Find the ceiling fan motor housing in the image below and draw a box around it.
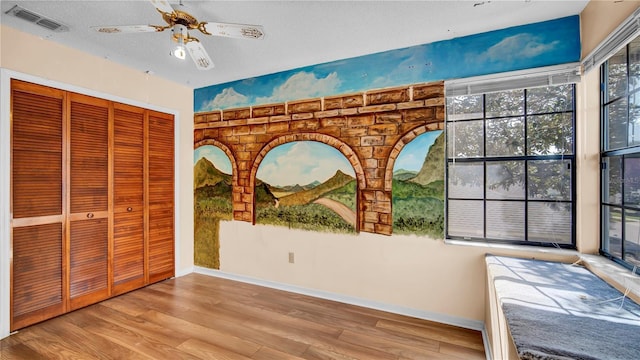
[172,24,188,43]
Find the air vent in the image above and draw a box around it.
[5,5,69,32]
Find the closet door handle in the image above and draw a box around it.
[127,207,133,212]
[87,212,94,218]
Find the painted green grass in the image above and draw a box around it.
[256,203,355,233]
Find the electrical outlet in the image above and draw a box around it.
[288,252,295,264]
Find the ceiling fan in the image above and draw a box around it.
[91,0,265,70]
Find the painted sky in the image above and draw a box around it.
[194,16,579,112]
[194,145,232,174]
[393,131,442,173]
[195,131,442,186]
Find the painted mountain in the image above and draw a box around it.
[255,170,357,233]
[392,132,445,238]
[194,157,233,270]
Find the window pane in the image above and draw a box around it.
[446,95,483,121]
[486,117,524,156]
[448,200,483,238]
[624,209,640,266]
[527,85,574,114]
[630,93,640,146]
[447,120,483,158]
[603,156,622,205]
[624,154,640,206]
[527,202,572,244]
[486,201,524,240]
[527,113,573,155]
[448,162,484,199]
[603,206,623,259]
[486,161,524,199]
[607,46,627,100]
[629,38,640,92]
[486,90,524,118]
[528,160,571,201]
[605,98,628,150]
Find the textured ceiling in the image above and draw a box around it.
[0,0,589,89]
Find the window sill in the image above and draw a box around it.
[580,254,640,304]
[445,239,640,305]
[445,238,579,256]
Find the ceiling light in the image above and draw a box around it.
[173,44,186,60]
[171,24,187,60]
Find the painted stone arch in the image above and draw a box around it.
[250,133,364,233]
[386,125,445,238]
[193,139,237,270]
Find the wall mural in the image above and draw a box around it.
[192,15,580,268]
[194,16,579,111]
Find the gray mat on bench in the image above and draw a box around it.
[487,255,640,360]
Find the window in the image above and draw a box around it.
[601,37,640,269]
[446,84,576,247]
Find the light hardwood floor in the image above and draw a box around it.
[1,273,486,359]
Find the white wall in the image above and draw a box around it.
[0,25,195,338]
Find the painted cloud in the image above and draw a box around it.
[255,71,341,104]
[477,33,560,64]
[200,87,248,111]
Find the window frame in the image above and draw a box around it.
[600,39,640,271]
[445,85,577,248]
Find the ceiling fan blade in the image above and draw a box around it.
[91,25,162,34]
[201,22,265,40]
[149,0,174,15]
[186,40,214,70]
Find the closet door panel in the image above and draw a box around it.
[112,104,145,294]
[11,80,65,331]
[148,111,175,283]
[12,84,63,218]
[69,219,108,308]
[12,223,64,330]
[68,94,110,308]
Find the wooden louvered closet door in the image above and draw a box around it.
[112,103,145,295]
[10,80,175,331]
[148,111,175,283]
[68,94,110,309]
[10,80,65,330]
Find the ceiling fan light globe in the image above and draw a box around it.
[173,45,186,60]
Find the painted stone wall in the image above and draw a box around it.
[194,81,444,235]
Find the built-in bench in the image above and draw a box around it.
[485,255,640,360]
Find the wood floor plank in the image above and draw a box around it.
[339,329,443,359]
[0,343,47,360]
[251,346,306,360]
[99,292,155,317]
[177,338,255,360]
[139,309,263,357]
[135,298,310,356]
[216,300,343,338]
[376,318,485,351]
[438,341,486,360]
[35,316,146,360]
[82,314,199,359]
[0,273,485,359]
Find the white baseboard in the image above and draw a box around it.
[175,266,194,278]
[193,266,485,332]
